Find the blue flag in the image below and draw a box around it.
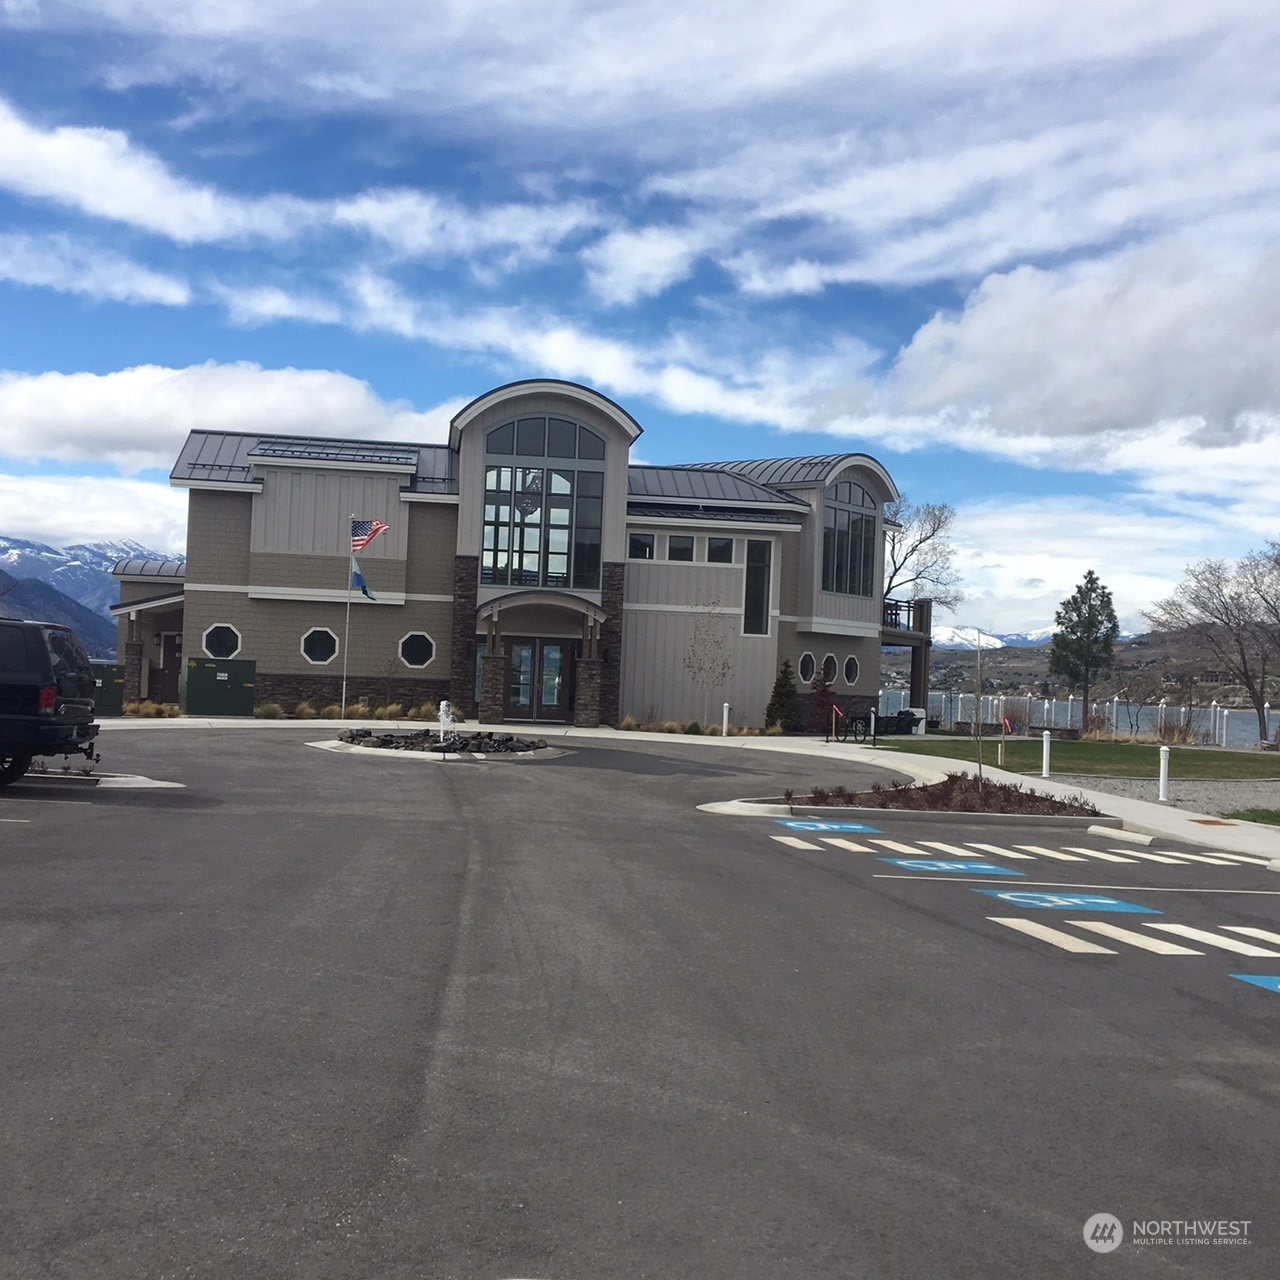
[350,555,376,601]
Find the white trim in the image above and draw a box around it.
[250,455,415,475]
[300,627,340,666]
[171,478,264,492]
[627,516,801,533]
[110,593,184,616]
[184,581,452,605]
[399,492,460,504]
[792,617,881,638]
[201,622,242,660]
[798,651,816,683]
[623,602,777,617]
[398,630,438,669]
[843,654,861,686]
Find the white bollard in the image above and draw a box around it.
[1042,730,1051,778]
[722,702,730,736]
[1221,708,1229,748]
[1158,745,1170,802]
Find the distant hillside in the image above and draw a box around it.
[0,535,177,621]
[0,568,119,659]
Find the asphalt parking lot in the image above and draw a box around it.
[2,727,1278,1278]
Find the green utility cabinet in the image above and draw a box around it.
[90,663,126,716]
[182,658,257,717]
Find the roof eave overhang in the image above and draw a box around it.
[450,379,644,450]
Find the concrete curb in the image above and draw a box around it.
[697,798,1121,828]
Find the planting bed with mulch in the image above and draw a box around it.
[782,772,1100,817]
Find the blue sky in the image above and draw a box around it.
[1,0,1277,632]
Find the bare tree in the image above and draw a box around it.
[1147,554,1278,741]
[684,595,735,725]
[883,498,964,610]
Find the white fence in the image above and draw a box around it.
[878,690,1276,748]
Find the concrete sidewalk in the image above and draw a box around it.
[96,717,1280,858]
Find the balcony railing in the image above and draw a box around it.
[882,597,932,636]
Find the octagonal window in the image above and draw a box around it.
[399,632,436,668]
[301,627,338,665]
[202,623,242,659]
[843,655,860,686]
[822,654,838,683]
[798,652,815,683]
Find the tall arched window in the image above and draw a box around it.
[481,417,605,589]
[821,479,877,597]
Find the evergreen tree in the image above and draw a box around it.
[764,659,803,731]
[1048,570,1120,721]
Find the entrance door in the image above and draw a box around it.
[505,638,572,721]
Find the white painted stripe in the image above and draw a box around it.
[771,836,821,851]
[1222,926,1280,947]
[964,842,1035,860]
[0,818,32,823]
[1014,845,1088,862]
[1067,921,1202,954]
[1113,850,1189,865]
[1145,924,1280,956]
[987,917,1116,954]
[1205,853,1272,866]
[820,837,875,853]
[1061,846,1139,863]
[917,841,983,858]
[1158,851,1238,866]
[871,839,928,855]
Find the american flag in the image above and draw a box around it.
[351,518,390,554]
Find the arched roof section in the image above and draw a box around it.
[684,453,900,505]
[449,379,644,450]
[476,590,606,625]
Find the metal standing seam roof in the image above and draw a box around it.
[673,455,876,488]
[626,504,804,525]
[627,465,808,506]
[112,558,187,579]
[170,431,459,492]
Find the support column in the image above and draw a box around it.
[450,555,479,716]
[478,652,506,725]
[573,658,602,728]
[123,640,143,703]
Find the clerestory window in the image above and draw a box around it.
[821,479,878,597]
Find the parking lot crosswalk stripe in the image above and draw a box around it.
[1067,921,1202,954]
[1144,924,1280,956]
[819,837,875,853]
[1114,850,1190,865]
[772,836,822,851]
[1014,845,1088,862]
[918,841,983,858]
[987,917,1116,953]
[1208,853,1272,866]
[1160,852,1238,866]
[964,842,1036,860]
[870,839,929,855]
[1223,926,1280,947]
[1062,846,1139,863]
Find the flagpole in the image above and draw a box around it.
[341,515,354,717]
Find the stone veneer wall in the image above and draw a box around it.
[450,555,479,716]
[123,640,143,703]
[254,672,449,711]
[599,561,624,727]
[573,658,601,727]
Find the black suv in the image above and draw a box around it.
[0,619,100,786]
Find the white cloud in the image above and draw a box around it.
[0,363,460,472]
[583,224,713,305]
[0,473,188,554]
[0,99,311,242]
[208,281,344,326]
[0,231,190,304]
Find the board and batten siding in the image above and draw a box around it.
[251,468,407,559]
[620,555,779,725]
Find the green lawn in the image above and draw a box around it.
[1224,809,1280,826]
[875,737,1280,780]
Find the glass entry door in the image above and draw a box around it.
[505,638,572,721]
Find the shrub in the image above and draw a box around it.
[293,700,319,719]
[254,702,285,719]
[319,704,344,719]
[346,701,372,720]
[619,713,639,731]
[126,699,172,718]
[765,659,804,733]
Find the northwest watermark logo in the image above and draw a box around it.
[1084,1213,1123,1253]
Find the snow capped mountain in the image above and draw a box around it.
[931,625,1008,650]
[0,536,179,621]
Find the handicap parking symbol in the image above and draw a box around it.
[777,820,882,834]
[1232,975,1280,995]
[972,890,1159,914]
[881,859,1023,876]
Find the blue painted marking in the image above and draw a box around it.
[880,859,1022,876]
[972,890,1159,914]
[777,820,882,833]
[1232,975,1280,994]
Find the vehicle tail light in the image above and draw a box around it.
[38,685,57,713]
